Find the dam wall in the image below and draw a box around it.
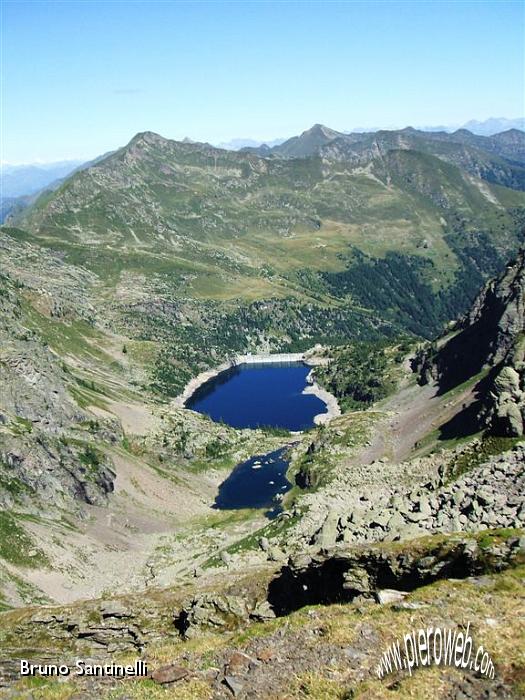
[233,353,304,365]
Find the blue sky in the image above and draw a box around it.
[2,0,524,163]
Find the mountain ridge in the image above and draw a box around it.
[218,118,525,152]
[3,125,524,369]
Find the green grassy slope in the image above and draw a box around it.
[5,129,525,393]
[12,131,525,291]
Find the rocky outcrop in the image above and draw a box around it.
[0,597,175,669]
[175,593,275,639]
[415,250,525,435]
[462,254,525,361]
[0,431,115,509]
[482,336,525,436]
[416,250,525,392]
[268,533,525,615]
[171,532,525,642]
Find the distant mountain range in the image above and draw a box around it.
[2,118,522,203]
[9,124,525,335]
[216,136,287,151]
[217,117,525,151]
[0,117,522,226]
[238,123,525,188]
[1,160,83,198]
[459,117,525,136]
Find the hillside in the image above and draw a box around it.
[0,127,524,696]
[3,127,524,397]
[0,237,523,698]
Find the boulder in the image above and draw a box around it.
[368,510,391,529]
[223,676,244,697]
[250,600,276,621]
[151,665,189,685]
[258,537,270,552]
[495,366,521,395]
[495,398,524,436]
[225,651,256,674]
[385,510,406,532]
[99,601,133,619]
[175,594,250,637]
[376,589,409,605]
[313,509,340,548]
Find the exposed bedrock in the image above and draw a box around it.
[267,534,525,616]
[415,250,525,437]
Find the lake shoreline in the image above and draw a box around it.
[173,350,341,426]
[303,371,342,425]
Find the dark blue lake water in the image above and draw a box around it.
[186,362,326,431]
[214,448,291,518]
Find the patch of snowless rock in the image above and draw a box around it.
[281,443,524,550]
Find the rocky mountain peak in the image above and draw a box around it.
[301,123,341,140]
[129,130,166,146]
[121,131,173,159]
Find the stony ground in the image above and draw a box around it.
[1,533,523,699]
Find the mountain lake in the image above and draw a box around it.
[185,361,327,431]
[186,362,327,513]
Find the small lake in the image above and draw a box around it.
[214,448,291,517]
[186,362,327,431]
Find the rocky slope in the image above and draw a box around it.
[417,249,525,435]
[291,442,524,550]
[0,231,288,608]
[0,262,116,513]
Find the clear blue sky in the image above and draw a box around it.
[2,0,524,163]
